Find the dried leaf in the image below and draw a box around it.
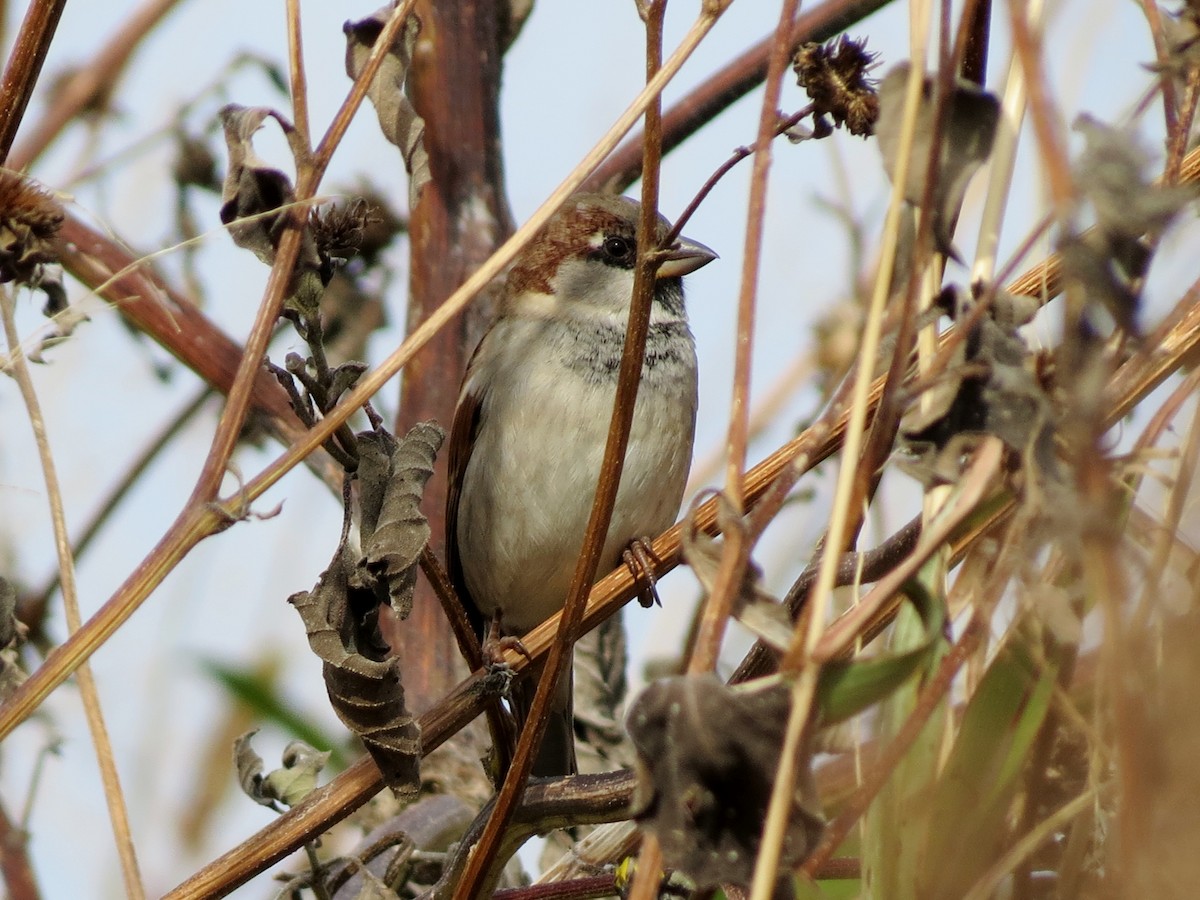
[627,674,824,887]
[1063,115,1197,334]
[234,729,277,809]
[290,554,421,798]
[345,9,429,208]
[264,740,331,806]
[876,63,1000,259]
[234,731,330,809]
[218,104,322,277]
[1074,114,1195,240]
[0,577,26,702]
[361,421,443,621]
[901,285,1055,487]
[288,422,445,797]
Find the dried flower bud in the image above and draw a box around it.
[0,172,64,286]
[310,198,380,268]
[793,36,880,137]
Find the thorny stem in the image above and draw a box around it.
[0,287,145,899]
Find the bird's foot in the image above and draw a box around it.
[623,537,662,608]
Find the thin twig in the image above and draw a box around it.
[453,1,678,893]
[7,0,183,169]
[21,387,214,646]
[800,613,987,876]
[685,0,799,681]
[0,287,145,898]
[285,0,311,154]
[586,0,893,193]
[0,0,68,161]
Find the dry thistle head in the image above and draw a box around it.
[310,198,381,268]
[793,35,880,137]
[0,171,64,286]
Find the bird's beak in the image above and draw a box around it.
[656,236,718,279]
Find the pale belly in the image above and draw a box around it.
[457,357,695,634]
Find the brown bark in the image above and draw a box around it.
[389,0,515,708]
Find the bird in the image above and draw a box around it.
[445,193,716,776]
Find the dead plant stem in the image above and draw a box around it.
[286,0,312,153]
[0,0,67,161]
[0,288,145,898]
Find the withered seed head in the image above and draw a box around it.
[0,172,64,286]
[794,35,881,138]
[309,198,381,264]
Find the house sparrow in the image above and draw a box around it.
[446,193,716,776]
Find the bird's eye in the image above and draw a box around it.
[602,235,634,261]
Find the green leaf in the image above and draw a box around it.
[862,559,952,900]
[916,630,1059,899]
[816,569,946,724]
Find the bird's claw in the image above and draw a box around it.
[624,537,662,608]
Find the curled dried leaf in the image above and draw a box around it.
[234,731,330,809]
[290,554,421,799]
[361,421,444,620]
[876,63,1000,259]
[345,9,429,208]
[627,674,824,887]
[218,104,322,278]
[288,422,445,797]
[901,285,1056,487]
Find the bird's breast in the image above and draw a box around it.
[456,317,697,633]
